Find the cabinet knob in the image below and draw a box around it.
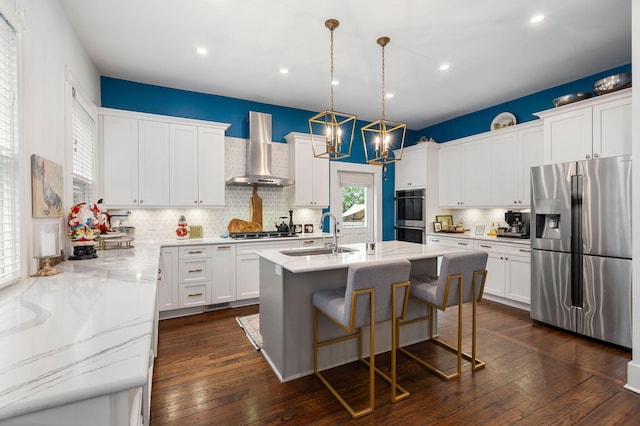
[514,201,517,204]
[594,153,599,158]
[194,200,198,204]
[133,199,137,204]
[586,154,591,159]
[140,200,143,204]
[200,200,203,204]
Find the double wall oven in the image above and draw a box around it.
[395,189,426,244]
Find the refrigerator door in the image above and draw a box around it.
[579,156,632,259]
[580,254,632,348]
[530,162,574,252]
[530,249,575,332]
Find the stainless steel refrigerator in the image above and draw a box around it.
[530,155,632,348]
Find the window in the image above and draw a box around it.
[0,12,18,287]
[71,87,96,205]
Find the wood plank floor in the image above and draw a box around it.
[151,301,639,425]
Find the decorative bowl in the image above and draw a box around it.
[592,72,631,95]
[552,92,593,108]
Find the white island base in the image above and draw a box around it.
[257,241,461,382]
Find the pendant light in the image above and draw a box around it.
[361,36,406,165]
[308,19,357,160]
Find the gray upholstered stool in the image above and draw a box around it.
[398,251,488,381]
[312,259,411,418]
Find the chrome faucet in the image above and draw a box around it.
[320,212,338,254]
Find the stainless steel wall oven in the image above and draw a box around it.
[395,189,425,243]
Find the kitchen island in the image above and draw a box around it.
[0,244,160,425]
[256,240,462,382]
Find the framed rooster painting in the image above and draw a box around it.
[31,154,64,218]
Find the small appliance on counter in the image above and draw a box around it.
[497,211,530,238]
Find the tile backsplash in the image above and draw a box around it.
[120,137,323,241]
[449,208,530,232]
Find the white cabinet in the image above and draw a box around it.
[427,234,473,250]
[178,245,212,308]
[438,140,490,207]
[394,143,428,189]
[535,88,631,164]
[211,244,236,303]
[473,240,531,307]
[236,240,299,300]
[169,124,226,207]
[489,124,543,207]
[103,116,170,206]
[285,132,330,208]
[158,247,179,312]
[101,108,229,208]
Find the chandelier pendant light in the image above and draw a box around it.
[361,36,406,165]
[308,19,357,160]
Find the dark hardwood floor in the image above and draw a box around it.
[151,301,639,425]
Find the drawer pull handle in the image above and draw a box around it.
[188,268,203,273]
[188,250,204,254]
[458,242,468,246]
[188,292,203,297]
[480,244,492,248]
[217,245,231,249]
[304,240,314,244]
[519,249,531,253]
[432,239,440,243]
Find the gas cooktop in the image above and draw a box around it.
[229,231,299,240]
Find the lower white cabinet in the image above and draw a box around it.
[236,240,299,300]
[473,241,531,307]
[178,245,213,308]
[211,244,236,303]
[158,247,179,311]
[426,234,473,250]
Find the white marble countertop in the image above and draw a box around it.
[0,244,160,421]
[256,240,461,273]
[426,232,531,246]
[145,232,333,247]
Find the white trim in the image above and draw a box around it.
[329,162,383,241]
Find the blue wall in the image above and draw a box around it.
[417,64,631,142]
[101,77,414,240]
[101,64,630,241]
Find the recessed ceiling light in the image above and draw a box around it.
[385,93,394,99]
[440,64,450,71]
[196,47,208,55]
[331,80,339,86]
[530,14,545,24]
[280,68,289,74]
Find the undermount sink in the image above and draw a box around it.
[279,246,359,256]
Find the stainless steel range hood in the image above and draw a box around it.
[226,111,294,187]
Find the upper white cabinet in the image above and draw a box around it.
[394,143,428,189]
[535,88,631,164]
[169,124,226,207]
[284,132,330,208]
[100,108,229,208]
[102,115,170,207]
[439,122,542,208]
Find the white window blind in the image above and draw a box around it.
[71,87,96,205]
[338,171,373,187]
[0,12,19,287]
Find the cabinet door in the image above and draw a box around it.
[543,108,592,163]
[103,115,139,206]
[460,140,490,206]
[519,126,543,206]
[211,245,236,303]
[489,133,519,206]
[592,97,632,159]
[507,254,531,304]
[158,247,179,312]
[483,252,506,297]
[396,145,427,189]
[438,145,461,207]
[312,152,330,207]
[169,124,199,206]
[138,120,170,206]
[291,139,315,206]
[197,127,225,206]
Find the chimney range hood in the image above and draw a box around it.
[226,112,294,187]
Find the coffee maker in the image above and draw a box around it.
[497,211,530,238]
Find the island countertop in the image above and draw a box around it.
[0,244,160,422]
[256,240,462,273]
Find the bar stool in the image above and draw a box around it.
[398,251,488,381]
[312,259,411,418]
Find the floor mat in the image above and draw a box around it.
[236,314,262,350]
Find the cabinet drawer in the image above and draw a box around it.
[179,245,212,259]
[300,238,323,247]
[178,258,212,283]
[427,235,473,249]
[473,240,531,257]
[236,240,299,256]
[179,283,209,307]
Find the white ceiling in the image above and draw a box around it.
[60,0,631,130]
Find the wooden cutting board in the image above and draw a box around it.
[249,187,263,231]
